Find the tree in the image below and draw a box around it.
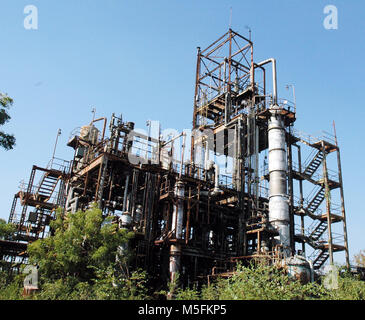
[0,92,16,150]
[0,218,16,240]
[26,204,149,300]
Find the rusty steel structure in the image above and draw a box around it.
[1,29,350,286]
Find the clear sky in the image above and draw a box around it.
[0,0,364,265]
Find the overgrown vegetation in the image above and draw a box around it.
[1,207,365,300]
[0,218,16,240]
[0,92,16,150]
[171,264,365,300]
[1,205,149,300]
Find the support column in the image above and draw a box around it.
[322,142,334,266]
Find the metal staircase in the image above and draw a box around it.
[35,172,61,202]
[307,187,325,213]
[309,220,327,241]
[313,250,329,269]
[8,195,18,224]
[303,150,324,178]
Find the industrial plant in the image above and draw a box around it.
[0,29,350,287]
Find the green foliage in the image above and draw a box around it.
[0,272,25,300]
[324,271,365,300]
[0,218,16,240]
[20,205,149,300]
[0,92,16,150]
[167,263,365,301]
[2,207,365,300]
[197,263,327,300]
[27,205,134,281]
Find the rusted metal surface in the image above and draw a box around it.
[2,29,350,285]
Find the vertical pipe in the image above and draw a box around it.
[97,157,108,209]
[297,145,306,254]
[250,43,255,92]
[228,29,232,93]
[233,124,238,189]
[170,181,185,284]
[123,174,130,212]
[254,114,259,209]
[179,133,186,178]
[287,129,295,255]
[185,187,192,244]
[191,47,201,164]
[256,58,277,105]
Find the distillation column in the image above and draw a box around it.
[257,57,291,257]
[268,108,290,257]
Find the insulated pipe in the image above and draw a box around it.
[256,58,277,105]
[211,163,221,195]
[122,174,130,212]
[268,109,290,257]
[204,141,210,171]
[308,259,315,283]
[171,181,185,239]
[170,180,185,283]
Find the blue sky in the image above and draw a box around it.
[0,0,364,264]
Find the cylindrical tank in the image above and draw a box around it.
[120,212,132,228]
[80,125,90,139]
[80,125,99,145]
[286,255,313,284]
[134,205,143,223]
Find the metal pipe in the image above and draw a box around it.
[179,133,186,178]
[308,259,315,283]
[204,139,210,171]
[91,117,107,142]
[171,181,185,239]
[123,174,130,212]
[170,180,185,284]
[97,157,108,209]
[50,129,62,169]
[256,58,277,105]
[213,163,220,194]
